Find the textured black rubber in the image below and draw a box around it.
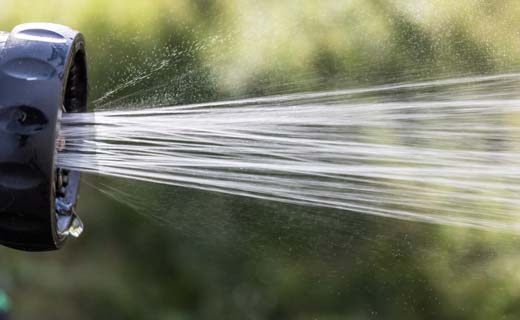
[0,23,87,251]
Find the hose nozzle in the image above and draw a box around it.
[0,23,88,251]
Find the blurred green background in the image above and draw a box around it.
[2,0,520,319]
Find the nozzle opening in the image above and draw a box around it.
[64,49,88,113]
[55,44,88,241]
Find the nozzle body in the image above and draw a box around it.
[0,23,87,251]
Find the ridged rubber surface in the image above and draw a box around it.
[0,23,86,251]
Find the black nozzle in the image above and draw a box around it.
[0,23,88,251]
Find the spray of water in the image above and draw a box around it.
[58,73,520,231]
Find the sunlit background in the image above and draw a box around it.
[2,1,520,319]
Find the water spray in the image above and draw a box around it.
[2,23,517,253]
[0,23,87,251]
[59,73,520,233]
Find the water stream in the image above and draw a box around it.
[58,73,520,231]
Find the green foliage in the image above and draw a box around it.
[0,290,10,312]
[1,1,520,319]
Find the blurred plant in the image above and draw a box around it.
[0,1,520,319]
